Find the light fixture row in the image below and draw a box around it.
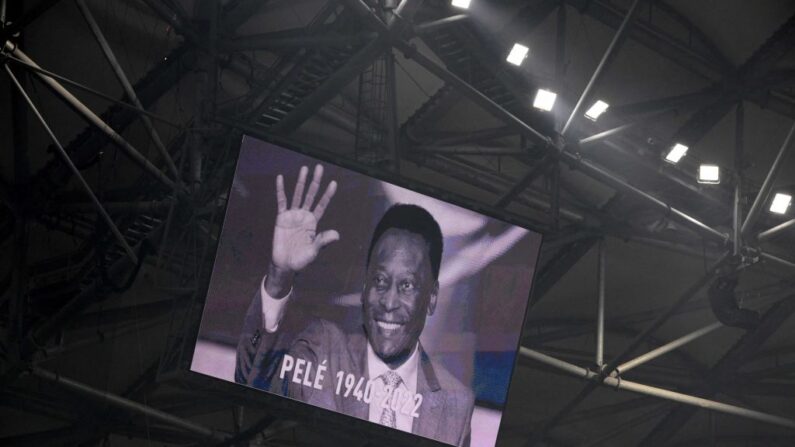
[674,156,791,216]
[451,0,471,9]
[451,0,790,215]
[531,88,611,122]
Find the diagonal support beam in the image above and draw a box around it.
[76,0,181,182]
[521,347,795,432]
[530,237,600,309]
[5,65,137,264]
[616,322,723,374]
[741,121,795,237]
[561,0,642,135]
[757,218,795,242]
[3,54,180,128]
[639,294,795,446]
[579,109,676,146]
[496,155,556,208]
[671,13,795,146]
[4,41,179,191]
[28,367,228,442]
[525,253,730,445]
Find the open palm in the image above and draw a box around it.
[271,165,339,273]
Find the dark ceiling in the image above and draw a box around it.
[2,0,795,446]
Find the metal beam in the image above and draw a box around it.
[741,122,795,237]
[76,0,181,182]
[413,14,468,34]
[561,0,642,135]
[578,110,675,146]
[639,294,795,446]
[17,0,262,223]
[271,37,387,134]
[411,145,526,156]
[218,116,556,230]
[526,253,730,445]
[400,0,556,143]
[595,239,606,367]
[270,0,422,135]
[4,65,138,264]
[222,30,373,52]
[385,47,401,172]
[0,0,62,43]
[733,103,744,256]
[56,199,174,214]
[4,41,179,191]
[530,237,600,309]
[671,13,795,146]
[496,154,556,208]
[616,322,723,374]
[757,218,795,242]
[22,221,162,359]
[610,86,721,119]
[3,54,181,128]
[140,0,201,45]
[28,367,227,441]
[397,41,732,243]
[432,154,588,223]
[566,0,732,80]
[579,121,640,146]
[421,126,516,146]
[520,348,795,431]
[760,251,795,270]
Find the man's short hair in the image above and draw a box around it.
[366,204,443,280]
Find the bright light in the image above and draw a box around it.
[451,0,471,9]
[664,143,689,164]
[698,164,720,184]
[770,193,792,214]
[506,43,529,66]
[585,100,610,121]
[533,89,557,111]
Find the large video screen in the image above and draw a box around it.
[191,136,542,447]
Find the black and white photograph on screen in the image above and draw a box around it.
[191,137,542,447]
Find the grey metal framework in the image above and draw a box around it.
[1,0,795,446]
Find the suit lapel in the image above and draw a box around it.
[413,345,444,439]
[340,328,369,420]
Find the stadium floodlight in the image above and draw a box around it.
[584,100,609,121]
[533,89,557,111]
[664,143,688,164]
[451,0,471,9]
[770,193,792,214]
[506,43,529,66]
[698,164,720,184]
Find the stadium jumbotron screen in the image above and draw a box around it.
[191,136,542,447]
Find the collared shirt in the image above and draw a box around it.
[366,341,419,433]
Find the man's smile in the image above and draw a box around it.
[375,319,406,332]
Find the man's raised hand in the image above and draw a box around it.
[271,164,339,275]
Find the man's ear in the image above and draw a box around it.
[427,281,439,316]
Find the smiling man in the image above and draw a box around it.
[235,165,474,446]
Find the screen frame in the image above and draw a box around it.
[180,132,546,445]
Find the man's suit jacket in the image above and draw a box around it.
[235,292,474,446]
